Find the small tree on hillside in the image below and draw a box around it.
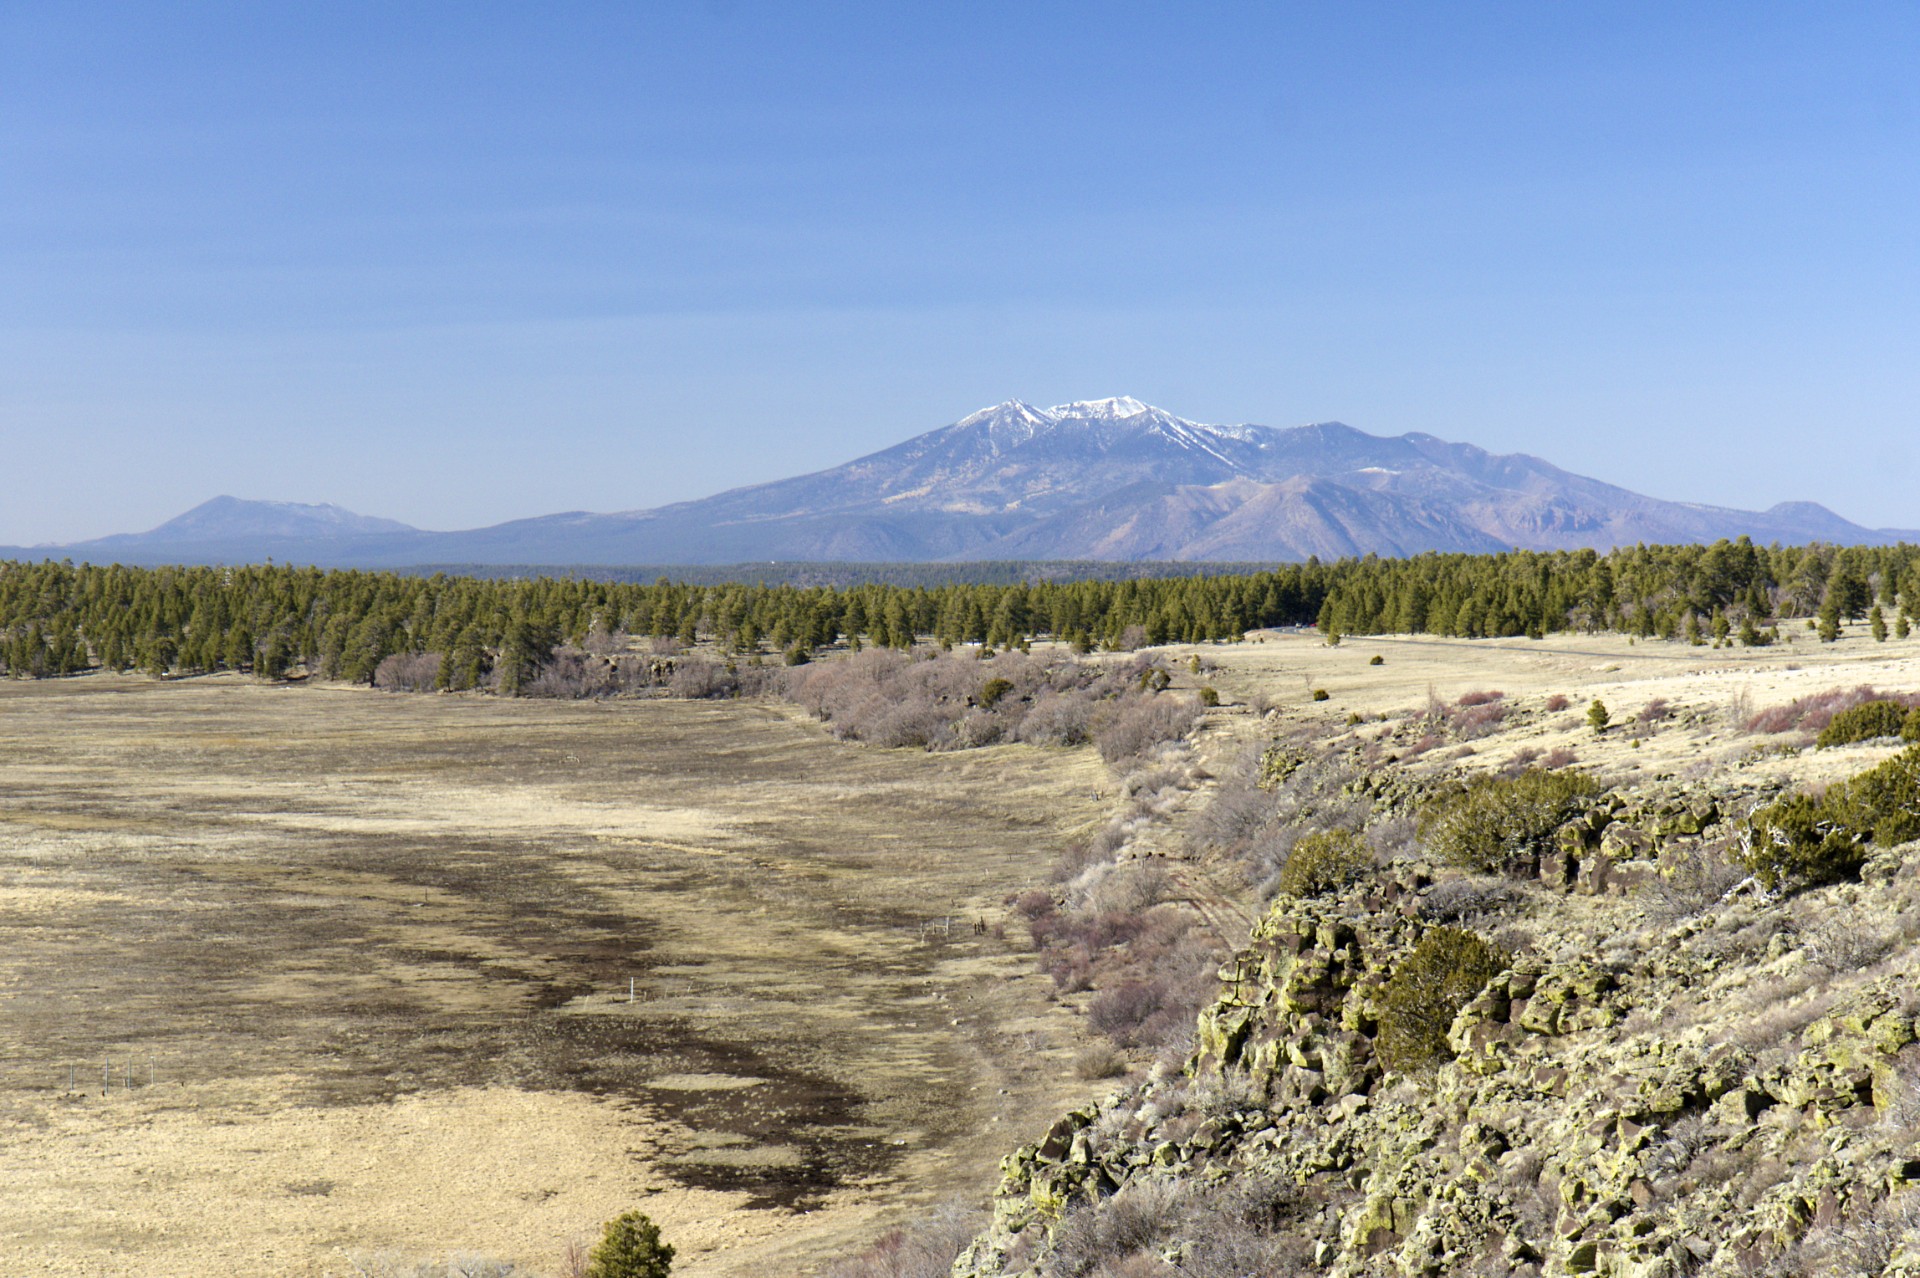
[1586,699,1610,735]
[1818,599,1842,643]
[587,1210,674,1278]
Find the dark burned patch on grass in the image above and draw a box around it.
[0,675,1108,1265]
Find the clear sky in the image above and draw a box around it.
[2,2,1916,543]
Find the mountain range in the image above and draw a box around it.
[7,398,1910,567]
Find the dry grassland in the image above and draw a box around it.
[2,622,1912,1276]
[1187,624,1919,793]
[0,678,1109,1276]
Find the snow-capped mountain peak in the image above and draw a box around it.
[1048,396,1152,420]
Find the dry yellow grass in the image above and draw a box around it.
[0,675,1111,1276]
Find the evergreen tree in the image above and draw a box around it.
[586,1210,674,1278]
[1818,598,1842,643]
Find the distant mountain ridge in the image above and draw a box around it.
[7,398,1912,567]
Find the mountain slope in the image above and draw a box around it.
[7,400,1910,566]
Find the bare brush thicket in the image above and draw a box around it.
[1189,739,1373,901]
[1043,1173,1314,1278]
[786,649,1201,756]
[372,651,442,692]
[1742,683,1920,736]
[820,1205,987,1278]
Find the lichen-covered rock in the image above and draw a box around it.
[950,805,1920,1278]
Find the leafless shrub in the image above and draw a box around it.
[1050,832,1118,885]
[1637,697,1674,731]
[1173,1175,1315,1278]
[1452,701,1509,740]
[1124,764,1187,799]
[580,626,628,657]
[1644,1112,1713,1183]
[1366,814,1421,862]
[784,649,1131,752]
[1418,878,1522,926]
[1772,1192,1920,1278]
[822,1204,989,1278]
[1050,1179,1183,1276]
[668,657,739,699]
[373,651,442,693]
[1644,840,1749,925]
[1403,732,1445,759]
[1244,824,1303,898]
[1087,981,1173,1046]
[1015,691,1096,745]
[1801,918,1896,975]
[1073,1043,1129,1080]
[1541,747,1579,769]
[1745,684,1917,736]
[1880,1051,1920,1133]
[1491,925,1536,955]
[1544,694,1571,712]
[1114,624,1150,652]
[1087,860,1171,916]
[1727,982,1841,1054]
[1457,689,1505,707]
[521,648,620,699]
[1094,693,1205,764]
[1190,782,1275,854]
[1012,889,1055,920]
[1500,746,1543,777]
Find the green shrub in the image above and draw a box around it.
[1198,684,1220,707]
[1586,699,1610,734]
[587,1210,674,1278]
[1276,829,1371,897]
[1743,745,1920,888]
[1905,705,1920,743]
[1816,699,1910,748]
[978,677,1014,708]
[1419,768,1603,874]
[1311,688,1330,702]
[1377,927,1510,1073]
[1369,654,1384,666]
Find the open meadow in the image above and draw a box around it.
[0,677,1110,1276]
[2,620,1916,1275]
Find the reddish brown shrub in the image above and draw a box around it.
[373,651,441,692]
[1745,685,1919,735]
[1452,702,1508,739]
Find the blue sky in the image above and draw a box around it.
[2,3,1916,543]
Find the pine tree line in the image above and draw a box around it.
[0,559,1328,683]
[1313,540,1920,645]
[2,538,1915,684]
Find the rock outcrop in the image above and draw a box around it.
[954,839,1920,1277]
